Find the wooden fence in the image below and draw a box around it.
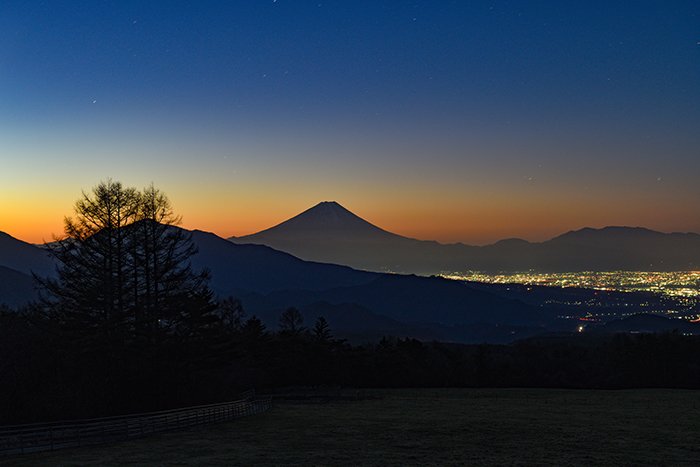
[0,391,272,456]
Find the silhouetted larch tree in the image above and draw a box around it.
[242,316,266,337]
[38,180,140,346]
[216,296,246,333]
[130,184,213,343]
[279,307,304,334]
[312,316,332,342]
[38,180,216,347]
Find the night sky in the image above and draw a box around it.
[1,1,699,244]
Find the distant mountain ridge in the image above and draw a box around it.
[231,202,700,273]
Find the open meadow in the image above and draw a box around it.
[6,388,700,466]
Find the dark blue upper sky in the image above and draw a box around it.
[2,1,699,243]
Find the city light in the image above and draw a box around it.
[441,271,700,299]
[441,271,700,321]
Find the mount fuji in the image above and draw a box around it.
[230,201,455,273]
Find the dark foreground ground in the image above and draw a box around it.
[5,388,700,466]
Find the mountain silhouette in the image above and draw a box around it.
[244,274,548,327]
[0,231,55,277]
[189,228,377,295]
[0,227,544,341]
[0,265,37,308]
[191,228,547,334]
[232,203,700,273]
[245,300,545,344]
[241,201,397,240]
[231,201,453,273]
[594,313,700,334]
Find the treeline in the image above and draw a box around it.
[5,301,700,425]
[225,328,700,390]
[0,301,341,424]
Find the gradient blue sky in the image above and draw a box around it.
[1,1,699,244]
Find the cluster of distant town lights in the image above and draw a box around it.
[442,271,700,324]
[443,271,700,298]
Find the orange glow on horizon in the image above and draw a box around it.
[3,185,700,246]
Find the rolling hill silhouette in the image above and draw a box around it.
[594,313,700,334]
[239,274,552,342]
[0,231,55,277]
[0,232,53,308]
[189,229,378,294]
[0,266,37,308]
[191,228,550,338]
[0,228,545,342]
[242,274,547,327]
[231,202,700,273]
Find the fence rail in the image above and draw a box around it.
[0,391,271,456]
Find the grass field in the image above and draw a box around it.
[6,388,700,466]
